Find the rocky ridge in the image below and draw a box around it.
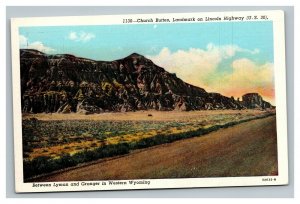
[20,49,274,114]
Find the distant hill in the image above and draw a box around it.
[20,49,273,114]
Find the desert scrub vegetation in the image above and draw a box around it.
[23,143,130,179]
[22,111,275,180]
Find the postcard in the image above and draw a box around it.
[11,10,288,193]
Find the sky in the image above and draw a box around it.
[19,21,275,104]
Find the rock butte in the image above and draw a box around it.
[20,49,274,114]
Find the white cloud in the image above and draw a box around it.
[206,43,260,59]
[147,44,259,89]
[249,48,260,55]
[19,35,27,46]
[147,44,274,104]
[27,41,56,53]
[69,32,77,40]
[19,35,56,54]
[211,58,274,103]
[68,31,95,42]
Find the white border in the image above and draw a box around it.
[10,10,288,193]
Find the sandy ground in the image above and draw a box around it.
[23,109,272,121]
[32,115,277,182]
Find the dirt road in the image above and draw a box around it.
[33,116,278,181]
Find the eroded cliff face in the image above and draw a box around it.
[242,93,272,109]
[20,49,273,114]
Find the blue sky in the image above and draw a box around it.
[19,22,273,62]
[19,21,275,104]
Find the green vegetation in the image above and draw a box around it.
[24,143,129,179]
[23,112,275,180]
